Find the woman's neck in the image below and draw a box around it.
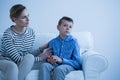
[13,25,26,34]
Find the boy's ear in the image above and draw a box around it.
[57,25,59,30]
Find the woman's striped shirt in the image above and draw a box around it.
[0,26,40,63]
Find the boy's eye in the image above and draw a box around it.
[69,26,72,28]
[21,16,26,19]
[63,24,67,26]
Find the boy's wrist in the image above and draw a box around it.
[56,58,63,65]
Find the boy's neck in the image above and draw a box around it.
[59,34,68,40]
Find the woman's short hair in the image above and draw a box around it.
[10,4,26,22]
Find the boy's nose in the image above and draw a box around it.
[67,26,70,30]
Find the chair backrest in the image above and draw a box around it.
[34,32,94,54]
[71,32,94,54]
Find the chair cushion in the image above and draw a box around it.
[65,70,84,80]
[71,32,94,54]
[26,70,84,80]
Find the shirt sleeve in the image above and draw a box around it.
[31,48,42,62]
[62,40,81,70]
[2,33,23,64]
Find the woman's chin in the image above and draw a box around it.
[24,24,29,27]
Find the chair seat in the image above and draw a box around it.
[26,70,40,80]
[65,70,84,80]
[26,70,84,80]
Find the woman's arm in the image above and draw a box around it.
[2,33,23,63]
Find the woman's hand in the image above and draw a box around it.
[39,41,50,52]
[39,48,52,61]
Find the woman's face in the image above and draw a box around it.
[14,9,29,27]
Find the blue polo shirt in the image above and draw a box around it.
[49,35,81,70]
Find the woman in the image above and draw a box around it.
[0,4,51,80]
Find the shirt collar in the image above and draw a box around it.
[57,35,73,41]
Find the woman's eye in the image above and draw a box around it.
[21,15,29,19]
[21,16,26,19]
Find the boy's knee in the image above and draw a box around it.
[40,63,52,70]
[54,66,64,73]
[54,65,72,74]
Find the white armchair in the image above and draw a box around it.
[26,32,108,80]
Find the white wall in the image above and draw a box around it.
[1,0,120,80]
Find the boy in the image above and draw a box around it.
[39,16,81,80]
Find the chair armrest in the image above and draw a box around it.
[81,50,108,80]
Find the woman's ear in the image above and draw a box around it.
[12,17,17,22]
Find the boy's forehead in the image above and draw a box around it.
[61,19,73,24]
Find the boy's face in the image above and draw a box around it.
[57,19,73,36]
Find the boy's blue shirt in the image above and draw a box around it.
[49,35,81,70]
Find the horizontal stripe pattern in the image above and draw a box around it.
[0,26,36,63]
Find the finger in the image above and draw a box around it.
[46,47,53,51]
[47,49,53,53]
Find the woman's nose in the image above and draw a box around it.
[26,17,29,21]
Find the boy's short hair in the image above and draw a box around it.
[58,16,73,25]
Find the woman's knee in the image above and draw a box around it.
[23,54,34,64]
[6,61,18,72]
[0,60,18,74]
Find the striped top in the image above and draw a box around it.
[0,26,40,63]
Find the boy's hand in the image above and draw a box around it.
[47,55,63,64]
[51,55,63,64]
[47,56,56,64]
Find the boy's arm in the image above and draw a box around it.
[62,41,81,70]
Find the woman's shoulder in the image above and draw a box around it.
[26,27,35,34]
[3,27,13,35]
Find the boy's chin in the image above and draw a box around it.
[66,33,70,36]
[24,25,29,27]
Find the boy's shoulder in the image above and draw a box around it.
[70,35,79,44]
[50,35,78,43]
[71,35,78,42]
[50,36,58,43]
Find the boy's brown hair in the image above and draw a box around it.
[58,16,73,25]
